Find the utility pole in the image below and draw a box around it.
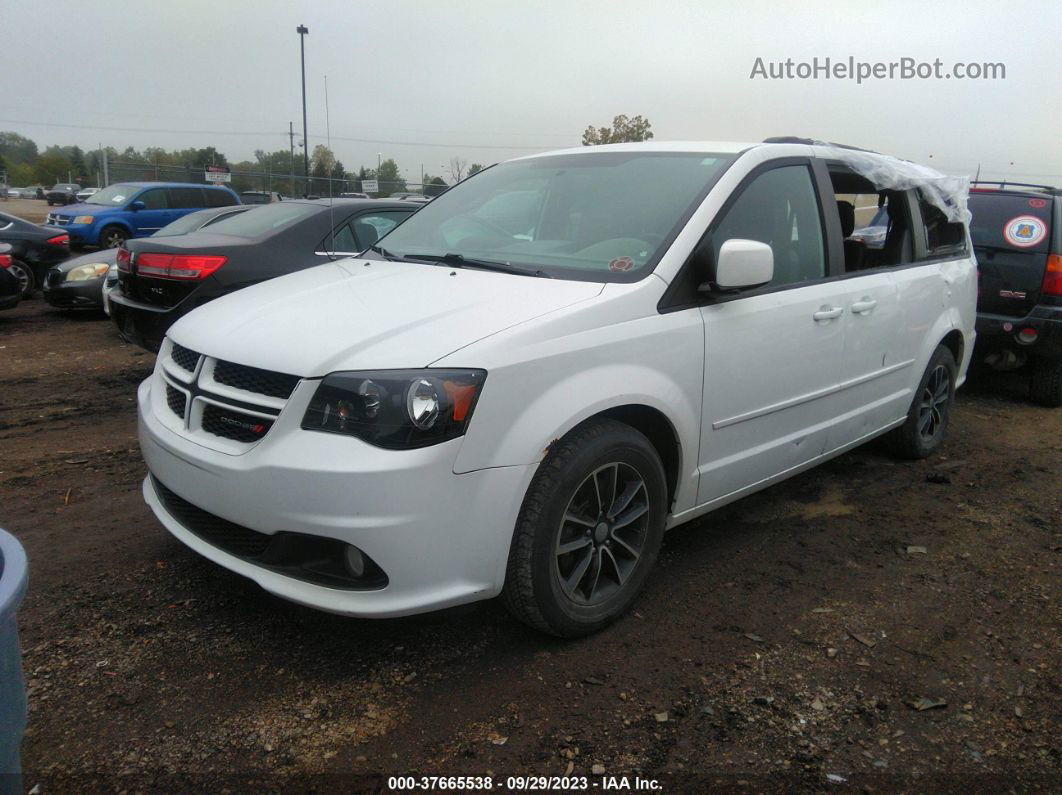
[297,24,310,196]
[289,121,296,197]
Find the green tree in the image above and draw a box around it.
[424,176,448,197]
[34,149,73,185]
[67,146,87,182]
[0,132,39,166]
[581,114,654,145]
[467,163,484,176]
[376,159,406,196]
[9,163,36,186]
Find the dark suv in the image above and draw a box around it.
[46,183,81,206]
[969,183,1062,405]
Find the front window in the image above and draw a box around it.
[85,183,140,206]
[374,151,734,280]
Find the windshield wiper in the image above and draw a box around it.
[414,252,552,278]
[366,244,406,261]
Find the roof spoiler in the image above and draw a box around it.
[970,180,1059,193]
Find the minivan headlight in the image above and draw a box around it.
[302,369,486,449]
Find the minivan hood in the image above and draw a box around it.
[167,259,604,375]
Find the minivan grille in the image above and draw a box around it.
[161,339,299,448]
[213,360,300,399]
[170,343,200,373]
[165,385,186,418]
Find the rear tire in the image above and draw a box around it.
[502,419,667,637]
[886,345,957,459]
[99,226,128,249]
[1029,358,1062,407]
[8,259,35,298]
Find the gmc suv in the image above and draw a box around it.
[968,183,1062,405]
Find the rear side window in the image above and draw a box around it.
[968,193,1052,253]
[916,189,968,259]
[168,187,205,209]
[712,164,825,288]
[206,188,238,208]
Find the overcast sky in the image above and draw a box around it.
[3,0,1060,183]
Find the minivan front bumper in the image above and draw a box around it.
[138,377,535,618]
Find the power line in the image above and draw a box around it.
[0,118,563,151]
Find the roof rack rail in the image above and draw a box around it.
[970,180,1059,193]
[762,137,875,153]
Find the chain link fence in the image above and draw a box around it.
[105,161,432,198]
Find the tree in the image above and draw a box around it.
[467,163,484,176]
[424,176,448,197]
[0,132,38,166]
[581,114,654,146]
[376,159,406,196]
[34,149,72,185]
[310,144,336,178]
[448,157,468,183]
[68,146,87,182]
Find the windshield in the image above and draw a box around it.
[374,151,734,280]
[86,183,139,206]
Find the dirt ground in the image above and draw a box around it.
[2,197,52,225]
[0,299,1058,793]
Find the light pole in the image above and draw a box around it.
[297,24,310,195]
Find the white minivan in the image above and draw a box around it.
[137,140,976,636]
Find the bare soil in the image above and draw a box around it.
[0,299,1058,793]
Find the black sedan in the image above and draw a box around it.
[0,211,71,297]
[109,199,416,351]
[46,183,81,205]
[43,204,251,311]
[0,244,21,312]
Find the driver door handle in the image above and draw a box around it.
[812,305,844,322]
[851,297,878,314]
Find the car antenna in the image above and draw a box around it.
[325,74,337,261]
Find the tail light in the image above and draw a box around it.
[116,247,131,272]
[1043,254,1062,297]
[135,252,227,280]
[46,234,69,246]
[0,254,11,268]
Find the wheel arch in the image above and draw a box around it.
[592,404,682,512]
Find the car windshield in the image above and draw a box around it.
[374,151,734,280]
[200,202,319,238]
[85,183,139,206]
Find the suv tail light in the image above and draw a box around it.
[135,252,228,281]
[0,253,11,268]
[46,234,69,246]
[116,247,131,272]
[1043,254,1062,297]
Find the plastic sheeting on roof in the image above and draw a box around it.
[816,143,970,223]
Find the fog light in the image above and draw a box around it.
[1017,328,1038,344]
[344,545,366,577]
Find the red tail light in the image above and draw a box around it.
[0,254,11,268]
[1043,254,1062,297]
[135,252,227,281]
[46,234,69,246]
[116,247,131,271]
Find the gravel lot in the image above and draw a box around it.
[0,298,1058,792]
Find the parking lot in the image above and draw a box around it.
[0,298,1057,790]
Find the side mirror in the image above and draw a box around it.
[129,200,145,212]
[702,239,774,292]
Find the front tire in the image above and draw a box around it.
[1029,358,1062,407]
[8,259,35,298]
[99,226,128,249]
[502,419,667,637]
[886,345,957,459]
